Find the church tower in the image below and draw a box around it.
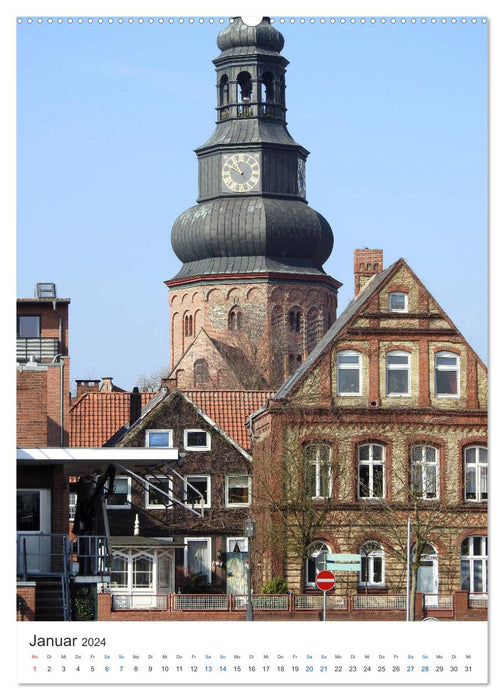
[166,17,341,390]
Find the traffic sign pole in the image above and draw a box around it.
[315,570,336,621]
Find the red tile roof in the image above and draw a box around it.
[69,389,273,451]
[69,391,157,448]
[184,391,274,450]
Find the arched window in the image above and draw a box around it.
[464,446,488,502]
[261,71,274,102]
[337,350,362,395]
[411,445,439,500]
[237,71,253,101]
[461,536,487,593]
[288,308,301,332]
[228,306,243,331]
[194,359,209,386]
[261,71,275,118]
[386,351,411,396]
[304,444,332,499]
[237,72,253,117]
[434,351,460,397]
[306,308,320,354]
[305,541,331,588]
[184,314,193,338]
[358,443,384,499]
[219,74,229,105]
[359,541,385,586]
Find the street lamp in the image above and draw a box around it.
[243,518,255,621]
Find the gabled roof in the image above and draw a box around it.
[168,327,267,389]
[275,261,397,399]
[69,391,157,448]
[70,388,274,451]
[275,256,485,401]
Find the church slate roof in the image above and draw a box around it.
[170,197,333,278]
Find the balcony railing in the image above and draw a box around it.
[16,534,109,579]
[17,337,60,362]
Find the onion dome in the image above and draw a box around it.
[171,197,333,279]
[216,17,284,54]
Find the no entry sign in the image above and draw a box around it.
[315,570,335,591]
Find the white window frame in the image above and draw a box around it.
[184,475,211,509]
[386,350,411,397]
[460,536,488,593]
[183,429,211,451]
[336,350,362,396]
[305,541,331,589]
[305,444,332,499]
[131,552,154,590]
[359,541,385,587]
[145,429,173,448]
[388,292,408,313]
[225,475,252,507]
[434,351,460,398]
[358,443,385,499]
[109,549,174,594]
[106,475,131,509]
[145,474,173,509]
[464,446,488,502]
[110,552,129,589]
[411,445,439,500]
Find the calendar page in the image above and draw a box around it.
[11,0,493,693]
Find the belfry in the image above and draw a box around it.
[166,17,341,390]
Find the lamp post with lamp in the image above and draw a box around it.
[243,518,255,621]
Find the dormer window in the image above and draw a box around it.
[389,292,408,313]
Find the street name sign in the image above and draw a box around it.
[326,554,361,572]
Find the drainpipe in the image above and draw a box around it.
[52,298,65,446]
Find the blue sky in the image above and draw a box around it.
[16,12,488,392]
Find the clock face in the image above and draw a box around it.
[222,153,261,193]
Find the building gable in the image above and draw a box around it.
[275,258,486,411]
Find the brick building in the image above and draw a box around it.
[250,250,487,620]
[16,283,70,448]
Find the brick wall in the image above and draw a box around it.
[168,277,338,389]
[17,583,36,621]
[17,368,48,445]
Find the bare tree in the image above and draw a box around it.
[359,455,462,621]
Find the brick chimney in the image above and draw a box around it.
[354,249,383,297]
[75,379,100,398]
